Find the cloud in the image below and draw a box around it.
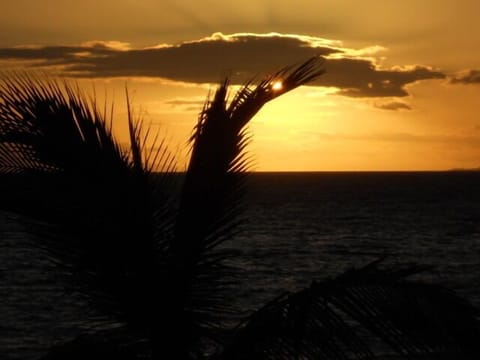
[375,101,411,111]
[450,70,480,84]
[164,98,206,112]
[165,99,206,107]
[0,32,444,98]
[312,131,480,146]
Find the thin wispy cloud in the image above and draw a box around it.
[0,32,445,98]
[164,97,207,112]
[375,101,412,111]
[165,99,206,107]
[313,131,480,146]
[450,70,480,85]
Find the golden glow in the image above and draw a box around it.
[70,78,480,172]
[271,81,283,91]
[2,0,480,171]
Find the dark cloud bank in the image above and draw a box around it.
[0,33,446,98]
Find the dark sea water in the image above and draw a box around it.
[2,171,480,359]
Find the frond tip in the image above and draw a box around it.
[227,56,325,130]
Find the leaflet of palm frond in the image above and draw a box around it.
[220,262,480,359]
[40,327,150,360]
[0,74,176,328]
[165,57,324,354]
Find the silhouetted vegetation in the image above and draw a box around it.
[1,58,480,359]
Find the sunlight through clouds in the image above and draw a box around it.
[1,0,480,171]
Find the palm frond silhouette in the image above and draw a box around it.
[1,58,479,360]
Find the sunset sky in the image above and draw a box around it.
[1,1,480,171]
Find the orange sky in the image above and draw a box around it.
[1,1,480,171]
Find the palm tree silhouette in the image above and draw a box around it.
[1,58,479,359]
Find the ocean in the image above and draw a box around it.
[2,171,480,359]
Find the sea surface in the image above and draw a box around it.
[2,171,480,359]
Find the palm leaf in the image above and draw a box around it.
[0,73,176,334]
[0,59,325,359]
[166,57,325,351]
[219,261,480,359]
[4,59,479,360]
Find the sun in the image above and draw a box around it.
[271,81,283,91]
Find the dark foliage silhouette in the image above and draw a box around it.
[1,58,479,359]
